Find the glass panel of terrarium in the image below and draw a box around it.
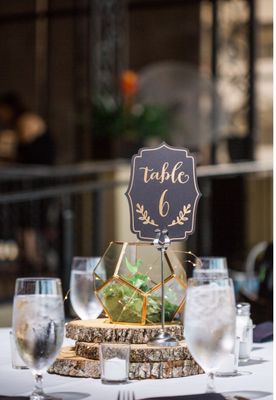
[172,249,201,280]
[97,278,145,324]
[117,243,173,294]
[166,248,187,282]
[146,276,186,324]
[94,242,126,290]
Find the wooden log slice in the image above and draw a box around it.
[66,318,183,344]
[75,341,194,363]
[49,347,203,380]
[49,347,100,378]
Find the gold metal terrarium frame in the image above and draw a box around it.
[94,241,188,325]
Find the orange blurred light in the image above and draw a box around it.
[120,70,139,97]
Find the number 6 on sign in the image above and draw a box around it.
[159,189,170,217]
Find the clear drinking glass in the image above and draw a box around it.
[70,257,102,320]
[184,277,236,392]
[193,257,228,279]
[12,278,65,400]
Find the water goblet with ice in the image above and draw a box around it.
[193,257,228,279]
[12,277,65,400]
[184,277,236,392]
[70,256,102,320]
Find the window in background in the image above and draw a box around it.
[256,0,273,150]
[200,0,272,162]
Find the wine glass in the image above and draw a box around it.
[12,278,65,400]
[70,256,103,320]
[193,257,228,279]
[184,277,236,392]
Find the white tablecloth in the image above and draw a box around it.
[0,328,273,400]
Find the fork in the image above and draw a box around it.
[117,391,136,400]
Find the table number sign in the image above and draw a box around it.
[126,142,201,243]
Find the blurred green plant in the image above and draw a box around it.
[92,70,170,141]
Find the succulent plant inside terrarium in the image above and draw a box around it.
[94,242,187,325]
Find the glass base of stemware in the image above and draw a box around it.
[30,391,62,400]
[216,370,239,377]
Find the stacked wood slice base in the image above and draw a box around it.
[49,319,203,380]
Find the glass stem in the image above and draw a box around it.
[206,371,216,392]
[32,373,44,397]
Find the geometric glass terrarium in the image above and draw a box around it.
[94,241,187,325]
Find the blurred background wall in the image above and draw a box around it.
[0,0,272,162]
[0,0,272,325]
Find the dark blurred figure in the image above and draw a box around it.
[0,92,26,162]
[256,242,273,306]
[15,112,56,274]
[0,92,55,165]
[0,93,56,275]
[16,112,55,165]
[0,92,26,129]
[240,242,273,324]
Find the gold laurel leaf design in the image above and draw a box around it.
[168,203,192,227]
[136,203,158,227]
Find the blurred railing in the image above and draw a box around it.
[0,158,272,302]
[0,160,130,302]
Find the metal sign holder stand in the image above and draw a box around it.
[147,228,178,347]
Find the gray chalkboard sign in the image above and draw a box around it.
[126,143,201,242]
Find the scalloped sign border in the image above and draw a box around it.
[125,142,201,242]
